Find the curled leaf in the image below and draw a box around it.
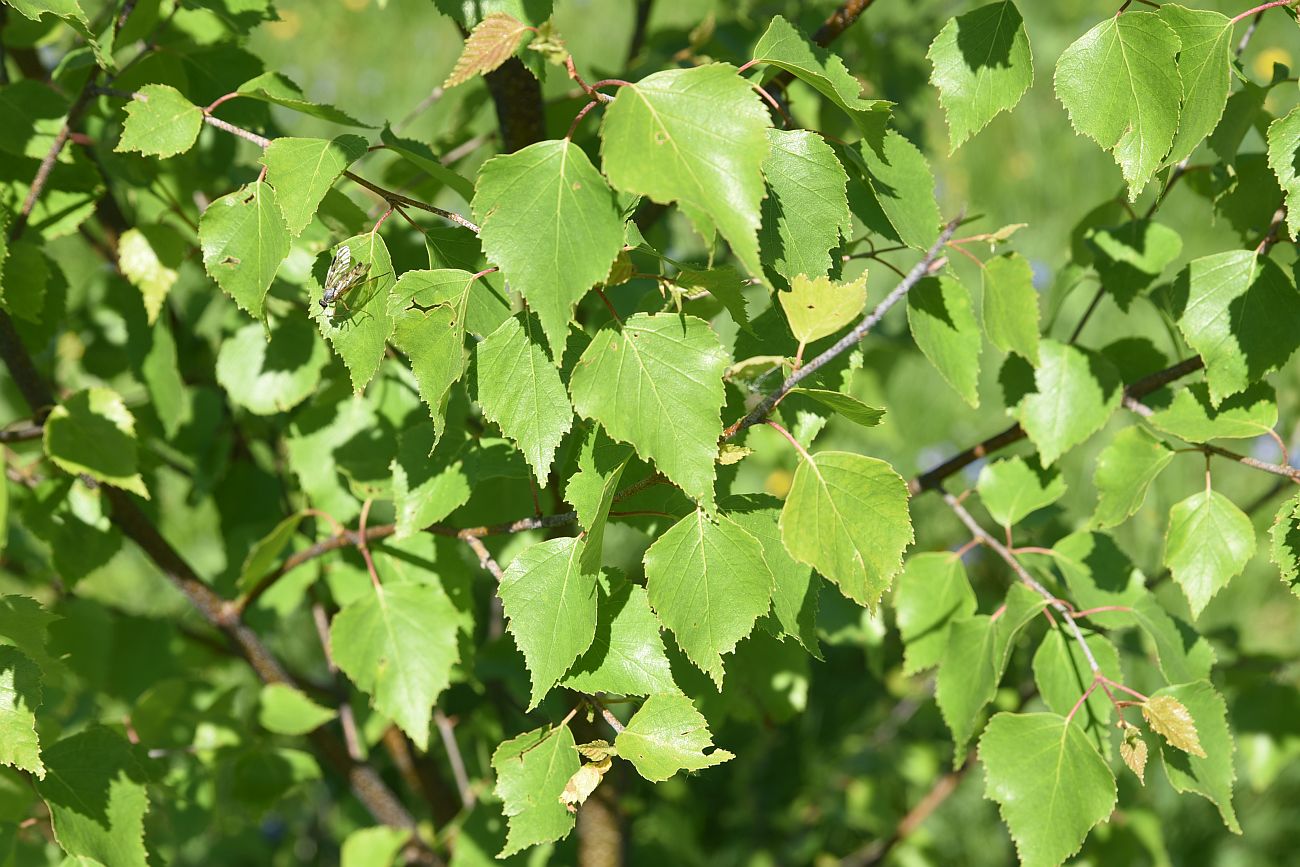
[1119,720,1148,785]
[559,756,612,812]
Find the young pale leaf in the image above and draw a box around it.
[116,84,203,158]
[615,694,734,782]
[894,552,976,675]
[1158,5,1233,166]
[340,827,410,867]
[760,128,852,284]
[499,537,598,709]
[443,12,530,87]
[477,315,574,484]
[935,583,1046,760]
[1150,681,1239,832]
[979,713,1117,867]
[643,511,773,687]
[569,313,729,510]
[1085,220,1182,310]
[312,233,398,391]
[1164,489,1255,618]
[330,582,460,750]
[473,140,625,356]
[199,181,291,319]
[779,273,867,346]
[236,72,372,127]
[1142,694,1205,758]
[927,1,1034,151]
[976,455,1066,528]
[724,494,819,656]
[1173,251,1300,405]
[562,572,679,696]
[1148,381,1277,442]
[1015,339,1123,466]
[601,64,771,277]
[493,725,578,857]
[216,317,330,415]
[790,388,884,429]
[36,727,151,867]
[1269,491,1300,597]
[1092,426,1176,528]
[751,15,891,134]
[1268,105,1300,239]
[907,274,981,407]
[0,646,43,777]
[43,388,148,498]
[1120,723,1149,785]
[779,452,912,609]
[389,270,473,439]
[564,427,632,575]
[261,135,368,237]
[117,225,185,323]
[1054,11,1182,199]
[560,756,612,811]
[982,251,1040,364]
[851,131,942,249]
[258,683,337,735]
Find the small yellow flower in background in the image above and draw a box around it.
[1254,47,1292,81]
[765,468,793,498]
[343,0,370,11]
[267,8,301,39]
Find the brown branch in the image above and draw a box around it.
[484,57,546,152]
[0,422,43,443]
[846,754,973,867]
[770,0,878,90]
[909,355,1206,494]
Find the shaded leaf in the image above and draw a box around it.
[790,388,884,428]
[976,454,1066,528]
[1092,427,1175,528]
[43,388,148,498]
[237,72,372,127]
[982,251,1040,364]
[907,274,981,407]
[1085,220,1182,311]
[760,128,852,283]
[216,316,330,416]
[1151,681,1239,832]
[0,646,43,777]
[562,572,678,696]
[199,181,291,319]
[1015,339,1122,466]
[1269,490,1300,597]
[724,493,819,656]
[258,683,337,735]
[615,694,734,782]
[1148,381,1277,442]
[493,725,578,857]
[895,552,976,675]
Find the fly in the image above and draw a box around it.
[319,244,371,320]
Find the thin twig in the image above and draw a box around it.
[1124,396,1300,484]
[434,710,476,809]
[465,535,505,582]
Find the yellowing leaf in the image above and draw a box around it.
[559,756,612,812]
[1142,694,1206,758]
[779,273,867,346]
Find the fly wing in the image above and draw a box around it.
[323,245,352,299]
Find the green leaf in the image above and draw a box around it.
[1085,220,1182,311]
[493,725,578,857]
[0,646,43,777]
[982,251,1040,364]
[790,388,884,428]
[1269,490,1300,597]
[36,728,151,867]
[724,493,819,656]
[1092,426,1176,528]
[389,269,473,438]
[0,594,60,674]
[850,131,942,249]
[907,274,981,407]
[1054,11,1182,199]
[1148,381,1277,442]
[258,683,337,735]
[237,511,309,593]
[261,135,368,237]
[1032,628,1122,749]
[1158,5,1233,166]
[643,510,773,687]
[473,140,624,355]
[601,64,771,277]
[1172,251,1300,405]
[0,451,6,556]
[779,451,913,608]
[340,826,411,867]
[895,552,976,675]
[117,225,186,325]
[564,427,631,575]
[936,583,1046,759]
[499,537,598,709]
[976,455,1066,528]
[561,572,679,696]
[0,240,46,323]
[1268,104,1300,240]
[675,267,752,331]
[615,694,734,782]
[443,12,530,87]
[312,233,398,392]
[379,126,475,204]
[141,318,191,440]
[778,273,866,346]
[927,1,1034,151]
[330,582,460,750]
[1132,595,1216,684]
[4,0,87,25]
[43,388,148,498]
[760,128,852,283]
[751,15,891,135]
[391,425,471,540]
[216,317,330,416]
[569,313,729,510]
[477,315,574,484]
[115,84,203,158]
[1014,339,1123,466]
[199,181,291,319]
[1164,489,1254,618]
[236,72,373,127]
[1151,681,1239,833]
[979,712,1117,867]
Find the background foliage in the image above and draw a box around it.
[2,0,1300,865]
